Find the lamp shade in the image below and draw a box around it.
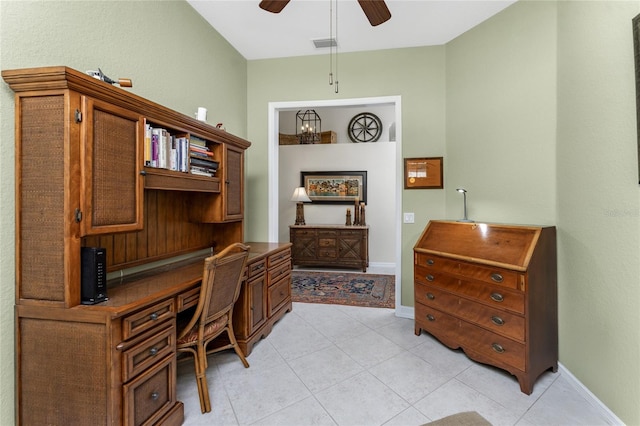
[291,187,311,203]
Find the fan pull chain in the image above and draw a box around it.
[329,0,334,86]
[334,0,339,93]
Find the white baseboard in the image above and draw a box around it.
[395,305,622,425]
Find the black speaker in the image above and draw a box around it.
[81,247,108,304]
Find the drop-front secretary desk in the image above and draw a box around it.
[3,66,292,426]
[413,220,557,394]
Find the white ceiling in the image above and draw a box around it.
[187,0,517,60]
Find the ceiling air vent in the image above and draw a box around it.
[312,38,337,49]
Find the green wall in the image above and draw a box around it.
[1,0,640,424]
[246,48,448,307]
[557,1,640,423]
[0,1,247,423]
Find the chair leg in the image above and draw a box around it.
[195,344,212,413]
[227,324,249,368]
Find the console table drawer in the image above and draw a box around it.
[123,355,176,426]
[122,299,175,340]
[122,323,175,382]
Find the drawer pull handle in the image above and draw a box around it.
[149,347,159,356]
[426,259,434,265]
[491,343,505,353]
[426,314,435,321]
[426,292,435,300]
[426,274,434,282]
[491,273,504,283]
[490,292,504,302]
[150,312,159,321]
[151,391,160,401]
[491,316,505,326]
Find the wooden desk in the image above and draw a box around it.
[15,242,291,426]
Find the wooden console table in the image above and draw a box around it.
[290,225,369,272]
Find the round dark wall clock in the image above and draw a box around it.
[348,112,383,143]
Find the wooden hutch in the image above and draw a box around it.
[3,66,292,425]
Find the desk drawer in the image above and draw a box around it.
[176,286,199,312]
[123,354,176,426]
[122,323,175,382]
[268,275,291,316]
[268,262,290,285]
[268,248,291,267]
[459,320,525,371]
[122,299,174,340]
[247,258,266,278]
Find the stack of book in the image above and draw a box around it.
[144,122,189,172]
[189,136,219,177]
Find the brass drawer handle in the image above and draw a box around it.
[149,347,159,356]
[426,314,435,321]
[491,273,504,283]
[491,316,504,326]
[491,343,505,353]
[149,312,159,321]
[426,259,434,265]
[151,391,160,401]
[426,274,434,282]
[426,292,435,300]
[490,292,504,302]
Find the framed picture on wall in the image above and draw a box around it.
[404,157,443,189]
[301,171,367,204]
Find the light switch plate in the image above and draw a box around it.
[404,212,415,223]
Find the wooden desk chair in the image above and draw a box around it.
[176,242,250,413]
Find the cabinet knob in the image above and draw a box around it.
[149,347,159,356]
[426,292,435,300]
[150,312,159,321]
[151,391,160,401]
[490,273,504,283]
[490,292,504,303]
[426,259,434,265]
[426,314,435,321]
[140,170,147,176]
[491,316,505,326]
[426,274,434,282]
[491,343,505,354]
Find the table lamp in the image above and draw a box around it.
[456,188,473,222]
[291,187,311,225]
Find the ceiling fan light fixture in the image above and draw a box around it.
[313,38,338,49]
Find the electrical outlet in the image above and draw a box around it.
[404,212,415,223]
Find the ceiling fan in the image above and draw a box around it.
[259,0,391,27]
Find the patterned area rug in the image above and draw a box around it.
[291,270,395,308]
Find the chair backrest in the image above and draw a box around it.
[201,243,250,323]
[179,243,249,339]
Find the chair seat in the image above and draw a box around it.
[177,314,228,345]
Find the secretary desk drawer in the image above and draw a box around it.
[459,321,526,371]
[415,303,460,341]
[416,253,520,290]
[415,282,525,342]
[122,299,175,340]
[122,323,175,382]
[415,265,525,315]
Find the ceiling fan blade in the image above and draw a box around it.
[357,0,391,26]
[259,0,291,14]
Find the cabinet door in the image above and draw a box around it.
[337,235,363,260]
[223,144,244,221]
[248,274,266,333]
[291,230,317,261]
[80,97,144,235]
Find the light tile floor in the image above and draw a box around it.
[177,302,613,426]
